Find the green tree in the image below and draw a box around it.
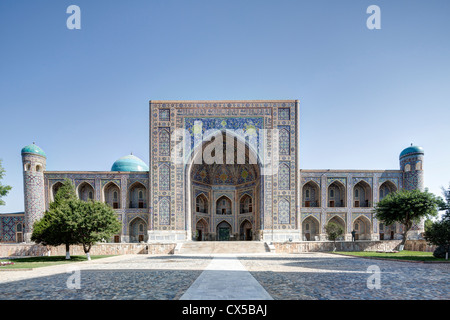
[424,218,434,233]
[325,222,344,251]
[72,200,121,260]
[374,189,443,248]
[424,184,450,260]
[32,179,121,261]
[0,159,12,206]
[424,218,450,260]
[32,179,79,259]
[441,184,450,219]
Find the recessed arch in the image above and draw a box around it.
[103,181,121,209]
[278,198,290,224]
[128,181,147,208]
[51,181,63,202]
[216,195,232,215]
[302,215,320,241]
[327,215,346,235]
[352,215,372,240]
[15,222,24,243]
[129,217,147,243]
[185,129,262,241]
[327,180,346,207]
[239,194,253,214]
[239,219,253,240]
[78,182,95,201]
[379,180,397,200]
[195,193,208,214]
[302,180,321,207]
[216,220,232,241]
[353,180,372,207]
[159,129,171,156]
[278,163,290,190]
[195,218,208,241]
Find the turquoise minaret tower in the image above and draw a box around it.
[399,144,424,191]
[21,143,47,242]
[399,144,425,239]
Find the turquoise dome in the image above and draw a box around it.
[111,154,149,172]
[21,143,46,158]
[400,145,424,158]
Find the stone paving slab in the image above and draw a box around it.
[180,254,273,300]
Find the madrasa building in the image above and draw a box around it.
[0,100,425,244]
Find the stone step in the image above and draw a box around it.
[179,241,270,254]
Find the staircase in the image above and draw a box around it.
[178,241,271,254]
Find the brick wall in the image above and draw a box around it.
[273,240,402,253]
[0,243,176,257]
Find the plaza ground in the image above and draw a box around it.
[0,252,449,300]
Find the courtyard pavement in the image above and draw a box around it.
[0,252,448,300]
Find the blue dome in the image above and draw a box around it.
[111,154,149,172]
[21,143,46,158]
[400,145,424,158]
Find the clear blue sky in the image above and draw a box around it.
[1,0,449,213]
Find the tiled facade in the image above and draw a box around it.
[0,100,425,243]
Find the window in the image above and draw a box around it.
[329,189,334,198]
[305,189,310,198]
[139,191,143,199]
[415,161,422,171]
[306,223,310,231]
[88,191,93,200]
[36,164,42,172]
[355,189,359,198]
[404,164,411,172]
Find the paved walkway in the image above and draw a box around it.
[0,252,449,300]
[180,255,273,300]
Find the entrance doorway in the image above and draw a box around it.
[217,221,231,241]
[240,220,253,241]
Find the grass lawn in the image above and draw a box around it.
[0,255,116,269]
[334,250,448,262]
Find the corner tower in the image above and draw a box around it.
[399,144,424,191]
[21,143,47,242]
[399,144,425,238]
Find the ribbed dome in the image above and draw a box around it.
[111,154,149,172]
[21,143,46,158]
[400,145,424,158]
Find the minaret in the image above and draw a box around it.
[399,144,425,239]
[21,143,47,242]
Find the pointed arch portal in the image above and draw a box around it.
[186,130,262,241]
